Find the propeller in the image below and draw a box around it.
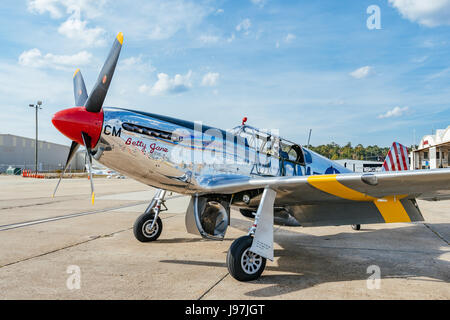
[73,68,88,106]
[52,32,124,203]
[81,132,95,204]
[85,32,123,113]
[52,141,80,198]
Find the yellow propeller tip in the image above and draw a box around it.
[116,32,123,45]
[91,192,95,205]
[73,68,80,78]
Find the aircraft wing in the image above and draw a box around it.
[200,168,450,201]
[198,168,450,226]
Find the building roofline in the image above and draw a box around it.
[0,134,69,148]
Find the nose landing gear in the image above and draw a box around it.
[133,189,167,242]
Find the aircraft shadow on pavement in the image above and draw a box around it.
[161,218,449,297]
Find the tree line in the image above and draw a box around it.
[308,142,391,161]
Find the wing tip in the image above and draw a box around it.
[73,68,80,78]
[116,32,123,45]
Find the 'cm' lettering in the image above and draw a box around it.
[104,125,122,137]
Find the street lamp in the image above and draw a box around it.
[29,101,42,173]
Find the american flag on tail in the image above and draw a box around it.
[382,142,409,171]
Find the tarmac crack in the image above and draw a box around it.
[0,228,132,269]
[423,223,449,245]
[0,214,179,269]
[197,273,229,300]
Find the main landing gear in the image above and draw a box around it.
[227,187,276,282]
[133,189,167,242]
[227,235,266,281]
[351,224,361,230]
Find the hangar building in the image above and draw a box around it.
[0,134,85,173]
[410,126,450,169]
[334,159,383,173]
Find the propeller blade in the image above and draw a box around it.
[52,141,80,197]
[84,32,123,113]
[81,132,95,204]
[73,69,88,106]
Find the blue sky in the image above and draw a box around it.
[1,0,450,148]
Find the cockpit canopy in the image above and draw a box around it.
[229,124,306,165]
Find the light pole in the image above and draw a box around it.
[29,101,42,173]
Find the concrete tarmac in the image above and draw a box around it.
[0,176,448,299]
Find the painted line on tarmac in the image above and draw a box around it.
[0,191,183,210]
[0,201,148,232]
[0,194,185,232]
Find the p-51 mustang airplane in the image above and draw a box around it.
[52,33,450,281]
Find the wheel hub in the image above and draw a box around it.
[241,248,263,275]
[142,219,158,238]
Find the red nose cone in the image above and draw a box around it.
[52,107,104,148]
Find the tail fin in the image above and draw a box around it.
[382,142,409,171]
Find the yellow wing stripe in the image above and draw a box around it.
[307,174,411,223]
[307,174,376,201]
[373,196,411,223]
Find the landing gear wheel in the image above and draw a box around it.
[133,213,163,242]
[351,224,361,230]
[227,235,266,282]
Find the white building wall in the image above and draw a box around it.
[0,134,85,172]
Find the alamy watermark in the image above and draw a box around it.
[367,5,381,30]
[366,265,381,289]
[66,265,81,290]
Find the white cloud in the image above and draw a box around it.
[58,14,106,47]
[227,33,235,43]
[108,1,210,41]
[378,106,409,119]
[119,55,155,72]
[28,1,210,43]
[236,18,251,34]
[27,0,106,19]
[140,71,193,96]
[18,48,92,69]
[389,0,450,27]
[250,0,266,8]
[28,0,106,47]
[285,33,296,43]
[201,72,220,86]
[215,8,224,14]
[27,0,63,18]
[349,66,373,79]
[412,56,428,63]
[199,35,220,44]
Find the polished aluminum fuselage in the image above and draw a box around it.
[94,107,350,195]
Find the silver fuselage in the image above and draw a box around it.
[94,107,350,195]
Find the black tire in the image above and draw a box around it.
[133,213,163,242]
[351,224,361,231]
[227,235,266,282]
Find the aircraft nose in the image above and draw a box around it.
[52,107,104,148]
